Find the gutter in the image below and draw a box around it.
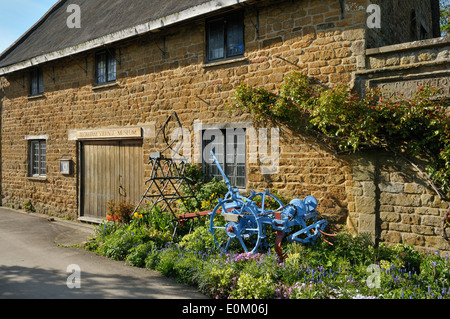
[0,0,250,76]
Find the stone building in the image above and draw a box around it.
[0,0,448,253]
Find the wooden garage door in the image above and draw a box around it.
[81,140,143,219]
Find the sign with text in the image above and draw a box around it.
[371,75,450,100]
[76,127,142,140]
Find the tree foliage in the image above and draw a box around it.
[441,0,450,35]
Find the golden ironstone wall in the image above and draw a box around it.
[0,0,448,253]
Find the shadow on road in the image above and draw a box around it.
[0,263,202,299]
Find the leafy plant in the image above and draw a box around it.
[106,199,134,225]
[178,226,215,252]
[228,71,450,195]
[22,200,35,212]
[441,0,450,36]
[125,241,155,267]
[87,215,450,300]
[176,163,228,215]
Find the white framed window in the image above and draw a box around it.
[29,140,46,176]
[95,49,116,85]
[202,128,246,188]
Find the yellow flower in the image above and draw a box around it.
[134,212,139,218]
[138,214,143,219]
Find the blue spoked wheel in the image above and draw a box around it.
[209,198,263,254]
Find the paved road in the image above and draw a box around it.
[0,208,206,299]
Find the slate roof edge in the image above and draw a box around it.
[0,0,249,76]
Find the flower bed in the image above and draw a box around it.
[85,216,450,299]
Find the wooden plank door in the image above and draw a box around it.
[81,140,143,219]
[118,140,143,205]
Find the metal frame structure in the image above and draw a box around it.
[132,112,199,232]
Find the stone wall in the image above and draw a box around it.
[346,151,450,255]
[366,0,435,49]
[0,0,365,224]
[1,0,448,254]
[351,36,450,255]
[355,36,450,99]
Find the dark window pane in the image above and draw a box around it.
[96,50,116,84]
[107,54,116,81]
[203,129,224,181]
[30,74,38,95]
[38,70,44,94]
[30,69,43,95]
[31,141,38,175]
[208,20,225,61]
[96,54,106,84]
[227,16,244,57]
[40,141,46,175]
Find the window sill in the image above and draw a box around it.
[201,56,249,69]
[92,82,119,91]
[27,94,45,100]
[27,176,47,181]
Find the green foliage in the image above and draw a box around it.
[137,205,174,233]
[230,273,276,299]
[22,200,35,212]
[87,215,450,299]
[178,226,215,252]
[154,248,179,277]
[229,72,450,194]
[176,163,228,214]
[441,0,450,35]
[331,232,375,266]
[125,241,155,267]
[86,217,172,261]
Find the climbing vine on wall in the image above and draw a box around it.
[228,71,450,196]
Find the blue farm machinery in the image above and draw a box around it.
[133,112,334,261]
[206,151,334,260]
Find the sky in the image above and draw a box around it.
[0,0,57,54]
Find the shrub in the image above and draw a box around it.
[106,199,134,224]
[145,249,160,270]
[91,217,172,261]
[96,227,144,260]
[176,164,228,215]
[155,247,180,277]
[138,205,174,233]
[178,226,215,252]
[125,241,156,267]
[172,249,203,285]
[230,273,276,299]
